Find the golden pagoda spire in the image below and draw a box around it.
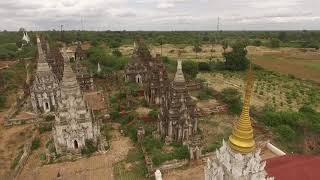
[228,63,255,154]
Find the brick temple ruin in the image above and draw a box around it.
[125,38,169,105]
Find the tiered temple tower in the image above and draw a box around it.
[53,50,100,154]
[75,43,87,61]
[30,36,60,114]
[204,65,273,180]
[158,60,197,143]
[125,38,169,105]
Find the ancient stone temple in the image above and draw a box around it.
[158,60,198,144]
[30,37,60,114]
[125,38,169,105]
[53,50,100,154]
[204,65,273,180]
[144,54,170,105]
[75,43,87,61]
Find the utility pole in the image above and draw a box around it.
[81,17,84,31]
[217,16,220,32]
[210,17,220,60]
[160,38,163,56]
[60,25,64,42]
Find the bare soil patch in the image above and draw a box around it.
[163,164,204,180]
[17,123,134,180]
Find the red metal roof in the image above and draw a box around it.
[266,155,320,180]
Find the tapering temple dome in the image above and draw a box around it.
[173,60,185,83]
[228,64,255,154]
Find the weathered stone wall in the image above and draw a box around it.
[157,159,189,173]
[4,116,39,127]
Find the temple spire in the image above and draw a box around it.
[173,60,185,83]
[36,36,50,72]
[228,63,255,154]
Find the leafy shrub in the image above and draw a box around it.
[142,136,163,152]
[202,140,222,154]
[198,62,211,71]
[275,125,296,142]
[148,109,159,119]
[10,151,23,169]
[126,125,138,142]
[110,111,120,120]
[0,95,6,108]
[118,114,134,125]
[182,60,199,79]
[81,139,97,156]
[173,145,189,159]
[31,138,41,150]
[269,38,281,48]
[39,123,53,134]
[100,124,113,141]
[221,88,242,114]
[39,153,47,161]
[198,88,213,100]
[252,39,262,46]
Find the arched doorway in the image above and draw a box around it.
[74,140,79,149]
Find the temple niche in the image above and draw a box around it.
[158,60,198,144]
[30,36,60,114]
[53,50,101,154]
[124,38,169,105]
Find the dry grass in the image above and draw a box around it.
[247,46,320,83]
[0,124,33,178]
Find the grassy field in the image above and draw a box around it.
[247,46,320,84]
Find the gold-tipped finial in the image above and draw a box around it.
[228,63,255,154]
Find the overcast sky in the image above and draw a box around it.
[1,0,319,31]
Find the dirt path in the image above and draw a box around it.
[164,164,205,180]
[17,123,134,180]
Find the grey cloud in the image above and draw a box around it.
[0,0,319,31]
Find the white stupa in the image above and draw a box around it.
[97,62,101,73]
[22,31,30,44]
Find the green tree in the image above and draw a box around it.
[221,40,228,53]
[198,62,211,71]
[182,60,199,79]
[275,125,296,142]
[278,32,288,42]
[0,95,6,108]
[193,43,202,59]
[223,41,249,71]
[270,38,281,48]
[252,39,262,46]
